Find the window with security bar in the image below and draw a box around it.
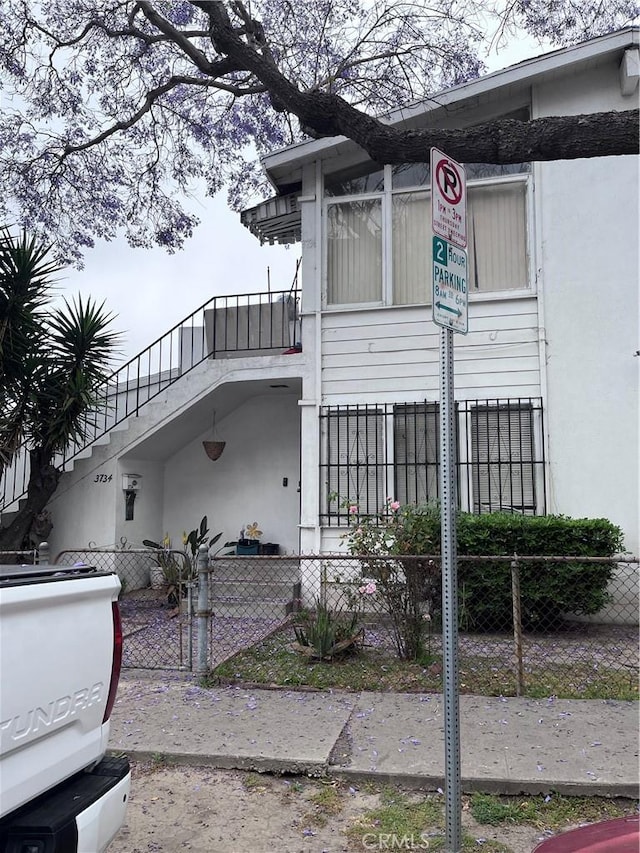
[466,402,538,515]
[320,399,546,524]
[394,403,440,505]
[321,407,386,521]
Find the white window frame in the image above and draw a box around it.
[322,192,385,310]
[323,168,533,310]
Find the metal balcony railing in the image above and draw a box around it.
[1,283,301,513]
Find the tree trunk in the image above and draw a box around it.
[0,449,60,558]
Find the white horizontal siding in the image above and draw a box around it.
[321,297,540,401]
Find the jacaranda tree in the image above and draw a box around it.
[0,1,637,264]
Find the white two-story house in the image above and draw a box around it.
[242,26,639,559]
[1,27,638,569]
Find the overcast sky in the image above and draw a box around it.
[59,34,549,363]
[60,193,299,362]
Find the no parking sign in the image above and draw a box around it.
[431,148,467,249]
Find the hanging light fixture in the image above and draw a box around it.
[202,410,225,461]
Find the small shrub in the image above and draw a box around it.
[292,600,363,661]
[456,514,623,630]
[344,500,440,660]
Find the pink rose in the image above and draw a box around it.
[349,505,358,515]
[364,582,377,595]
[390,501,400,511]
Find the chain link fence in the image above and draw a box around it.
[30,546,638,695]
[203,554,304,668]
[55,547,196,670]
[315,554,639,695]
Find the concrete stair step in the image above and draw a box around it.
[211,598,299,619]
[210,580,300,599]
[210,558,301,584]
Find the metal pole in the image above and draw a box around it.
[439,326,461,852]
[38,541,50,564]
[511,554,525,696]
[185,583,192,671]
[196,544,211,675]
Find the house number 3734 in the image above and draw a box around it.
[93,474,113,483]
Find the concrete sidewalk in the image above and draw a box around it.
[109,672,640,799]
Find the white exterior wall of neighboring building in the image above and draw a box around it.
[534,62,639,556]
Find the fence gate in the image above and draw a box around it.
[55,547,196,670]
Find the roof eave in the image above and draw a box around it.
[261,26,639,186]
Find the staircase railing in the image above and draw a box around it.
[1,283,301,513]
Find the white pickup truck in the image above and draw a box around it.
[0,563,130,852]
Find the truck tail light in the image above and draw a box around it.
[102,601,123,723]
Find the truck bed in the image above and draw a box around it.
[0,564,123,820]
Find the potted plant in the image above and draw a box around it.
[144,517,209,608]
[145,517,234,608]
[236,522,262,555]
[142,537,189,608]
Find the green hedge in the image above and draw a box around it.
[454,514,623,630]
[385,508,624,631]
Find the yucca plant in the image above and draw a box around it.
[292,600,363,661]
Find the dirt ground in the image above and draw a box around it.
[109,761,545,853]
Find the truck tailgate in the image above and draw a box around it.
[0,569,121,819]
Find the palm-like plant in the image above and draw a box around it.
[0,228,121,552]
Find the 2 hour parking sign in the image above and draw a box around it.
[432,235,468,334]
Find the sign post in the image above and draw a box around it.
[431,147,467,853]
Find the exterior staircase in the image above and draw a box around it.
[208,557,301,619]
[0,284,300,519]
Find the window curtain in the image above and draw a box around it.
[467,183,528,292]
[470,404,535,513]
[392,191,432,305]
[327,200,382,304]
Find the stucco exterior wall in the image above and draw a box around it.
[160,394,301,555]
[47,455,120,556]
[536,154,638,554]
[532,59,639,556]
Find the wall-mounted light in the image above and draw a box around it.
[122,474,141,521]
[122,473,142,491]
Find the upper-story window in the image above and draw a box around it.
[324,161,531,308]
